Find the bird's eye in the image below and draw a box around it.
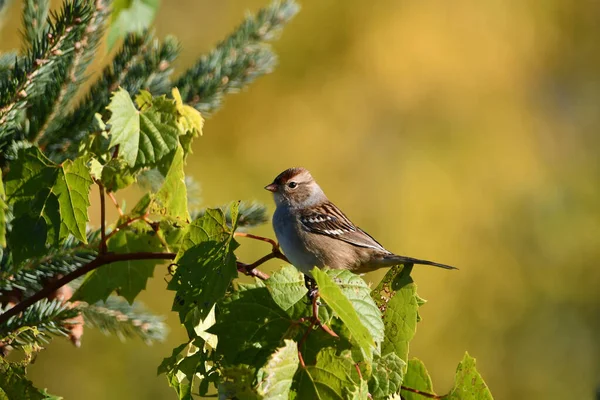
[288,181,298,189]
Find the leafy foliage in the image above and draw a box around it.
[443,353,494,400]
[0,0,494,398]
[373,264,420,365]
[4,148,93,266]
[73,224,166,304]
[401,359,435,400]
[313,267,376,362]
[0,357,54,400]
[255,339,299,399]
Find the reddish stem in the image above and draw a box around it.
[97,181,107,254]
[107,191,124,216]
[400,386,443,399]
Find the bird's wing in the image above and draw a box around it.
[299,202,388,252]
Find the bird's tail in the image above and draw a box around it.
[384,254,457,270]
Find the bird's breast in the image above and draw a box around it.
[272,207,321,274]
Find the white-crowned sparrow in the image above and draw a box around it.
[265,167,456,276]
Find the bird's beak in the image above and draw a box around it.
[264,183,278,192]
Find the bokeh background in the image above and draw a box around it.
[2,0,600,399]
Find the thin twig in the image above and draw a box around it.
[312,294,338,338]
[297,318,316,368]
[0,252,176,325]
[234,232,284,255]
[104,215,144,242]
[97,181,107,254]
[354,363,363,381]
[400,386,443,399]
[107,191,124,216]
[233,233,287,280]
[237,261,270,280]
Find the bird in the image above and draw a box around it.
[265,167,456,277]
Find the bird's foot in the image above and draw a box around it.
[304,275,321,305]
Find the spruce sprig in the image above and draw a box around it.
[0,0,94,151]
[176,0,300,113]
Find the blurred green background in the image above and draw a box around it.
[2,0,600,399]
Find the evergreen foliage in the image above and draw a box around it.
[0,0,494,398]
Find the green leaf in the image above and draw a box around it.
[219,365,259,400]
[0,173,6,247]
[73,225,165,304]
[158,217,189,254]
[294,347,357,400]
[100,158,137,192]
[347,380,369,400]
[53,156,93,243]
[265,265,308,312]
[209,285,294,366]
[5,148,58,263]
[312,268,375,362]
[129,193,153,219]
[326,269,384,347]
[88,157,104,180]
[107,88,142,167]
[4,148,92,264]
[373,265,420,365]
[107,88,181,169]
[107,0,160,50]
[169,204,240,329]
[0,358,46,400]
[369,353,406,400]
[150,145,189,221]
[400,359,434,400]
[158,341,207,400]
[255,339,299,400]
[442,353,493,400]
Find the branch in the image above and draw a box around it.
[234,232,288,280]
[107,191,124,216]
[98,181,107,254]
[0,252,175,325]
[400,386,443,399]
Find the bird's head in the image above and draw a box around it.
[265,167,325,208]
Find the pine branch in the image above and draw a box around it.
[0,0,94,151]
[34,0,112,144]
[81,297,167,344]
[0,230,101,297]
[43,33,180,159]
[0,52,17,100]
[21,0,50,50]
[29,0,110,144]
[0,298,79,349]
[176,0,299,114]
[0,252,177,325]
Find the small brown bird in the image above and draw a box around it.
[265,167,456,276]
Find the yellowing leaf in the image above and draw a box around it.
[151,146,189,221]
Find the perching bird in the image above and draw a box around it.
[265,167,456,276]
